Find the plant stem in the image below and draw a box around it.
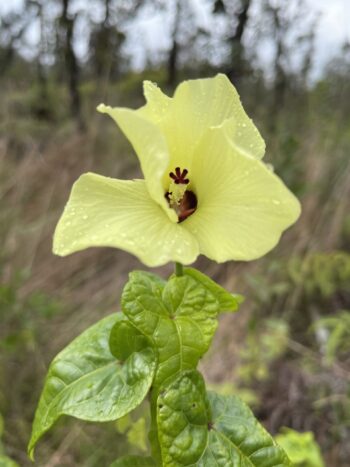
[175,262,184,276]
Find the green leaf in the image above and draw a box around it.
[0,455,20,467]
[109,319,154,362]
[275,428,325,467]
[161,276,218,352]
[127,418,148,452]
[157,371,210,467]
[28,314,156,459]
[110,455,156,467]
[156,378,291,466]
[122,270,241,388]
[199,392,291,466]
[183,268,244,312]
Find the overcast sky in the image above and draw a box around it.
[1,0,349,78]
[128,0,350,78]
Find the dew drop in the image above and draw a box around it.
[82,215,88,220]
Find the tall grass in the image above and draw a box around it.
[0,72,349,465]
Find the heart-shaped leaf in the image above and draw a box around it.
[28,314,156,459]
[122,269,241,388]
[183,267,244,312]
[156,371,291,466]
[200,392,291,466]
[157,371,210,467]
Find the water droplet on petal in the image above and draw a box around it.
[83,215,88,220]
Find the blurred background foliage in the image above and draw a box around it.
[0,0,349,465]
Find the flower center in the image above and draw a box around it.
[165,167,197,223]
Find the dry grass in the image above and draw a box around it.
[1,80,349,465]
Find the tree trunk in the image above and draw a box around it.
[60,0,84,130]
[270,5,287,115]
[167,0,181,87]
[35,3,51,119]
[227,0,251,85]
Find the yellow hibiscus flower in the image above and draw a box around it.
[53,74,300,267]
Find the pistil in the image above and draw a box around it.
[165,167,197,223]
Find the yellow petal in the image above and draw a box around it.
[184,127,301,262]
[97,104,177,222]
[138,80,172,123]
[53,173,199,267]
[165,74,265,170]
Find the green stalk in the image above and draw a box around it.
[175,262,184,276]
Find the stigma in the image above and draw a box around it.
[169,167,189,184]
[165,167,197,223]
